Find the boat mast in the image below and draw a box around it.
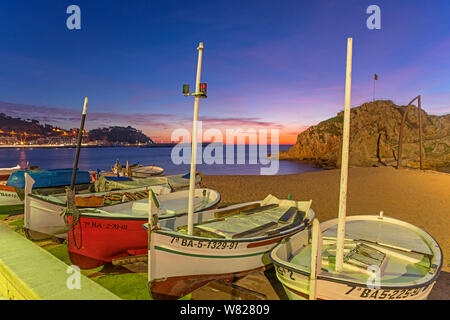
[187,42,204,236]
[335,38,353,272]
[70,97,88,191]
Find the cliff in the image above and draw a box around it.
[279,100,450,172]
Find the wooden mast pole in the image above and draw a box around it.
[70,97,88,191]
[187,42,204,236]
[335,38,353,272]
[418,95,423,170]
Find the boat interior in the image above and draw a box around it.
[171,195,314,240]
[30,184,171,207]
[276,216,441,286]
[78,188,220,219]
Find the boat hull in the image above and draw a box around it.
[24,194,68,239]
[67,215,148,269]
[273,263,437,300]
[149,227,306,299]
[270,215,443,300]
[0,165,21,181]
[0,185,24,215]
[67,188,221,269]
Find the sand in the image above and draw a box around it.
[194,166,449,300]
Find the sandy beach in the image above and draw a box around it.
[195,166,449,300]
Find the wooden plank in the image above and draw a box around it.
[265,222,303,236]
[112,254,148,267]
[214,203,260,218]
[277,207,297,224]
[232,222,278,239]
[240,204,278,215]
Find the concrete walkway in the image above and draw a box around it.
[0,223,120,300]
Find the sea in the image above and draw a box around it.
[0,144,321,176]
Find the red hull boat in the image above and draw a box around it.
[67,215,148,269]
[67,188,221,269]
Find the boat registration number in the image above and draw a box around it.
[345,286,428,299]
[275,265,296,280]
[170,237,239,250]
[0,191,19,199]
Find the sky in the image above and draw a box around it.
[0,0,448,144]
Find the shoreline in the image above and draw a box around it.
[0,145,147,149]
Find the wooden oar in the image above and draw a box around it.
[70,97,88,191]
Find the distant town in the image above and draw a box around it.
[0,112,154,147]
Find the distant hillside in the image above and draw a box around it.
[280,100,450,172]
[0,113,67,136]
[0,113,154,145]
[88,126,153,144]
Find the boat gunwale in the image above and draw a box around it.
[27,185,157,207]
[269,215,443,291]
[65,188,221,220]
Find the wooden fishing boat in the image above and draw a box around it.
[147,194,314,299]
[23,173,171,240]
[131,165,164,178]
[67,188,221,269]
[269,214,442,300]
[0,165,21,181]
[0,169,92,215]
[108,161,165,178]
[270,38,443,300]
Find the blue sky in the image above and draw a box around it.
[0,0,448,143]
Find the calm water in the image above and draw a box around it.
[0,145,321,176]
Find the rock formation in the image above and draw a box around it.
[279,100,450,172]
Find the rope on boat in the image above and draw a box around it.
[62,187,83,250]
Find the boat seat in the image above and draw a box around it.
[277,207,297,224]
[343,243,387,274]
[265,221,305,236]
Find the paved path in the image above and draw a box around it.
[0,223,120,300]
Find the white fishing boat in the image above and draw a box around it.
[131,165,165,178]
[146,42,310,300]
[108,161,165,178]
[270,215,442,300]
[147,194,314,299]
[269,38,443,300]
[23,173,172,240]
